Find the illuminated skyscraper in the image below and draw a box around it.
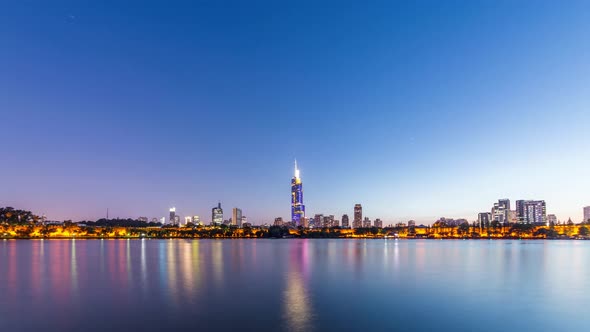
[212,202,223,225]
[584,206,590,223]
[353,204,362,228]
[169,207,176,225]
[291,160,305,226]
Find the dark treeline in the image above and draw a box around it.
[80,218,163,228]
[0,207,38,224]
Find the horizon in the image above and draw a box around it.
[2,1,590,223]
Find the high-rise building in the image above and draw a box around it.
[584,206,590,223]
[374,218,383,228]
[274,217,284,226]
[353,204,363,228]
[313,214,323,228]
[363,217,371,228]
[174,215,180,225]
[492,199,510,225]
[407,220,416,227]
[232,208,242,227]
[212,202,223,225]
[516,200,546,224]
[192,216,201,226]
[322,215,335,227]
[169,207,176,225]
[184,216,192,225]
[478,212,491,228]
[300,217,308,228]
[547,214,557,226]
[241,215,247,226]
[291,160,305,226]
[341,214,350,228]
[138,217,148,223]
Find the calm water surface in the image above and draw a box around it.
[0,239,588,331]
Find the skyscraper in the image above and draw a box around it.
[363,217,371,228]
[353,204,362,228]
[232,208,242,227]
[516,200,546,224]
[341,214,350,228]
[169,207,176,225]
[212,202,223,225]
[291,160,305,226]
[491,199,510,225]
[584,206,590,223]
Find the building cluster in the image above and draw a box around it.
[144,163,590,229]
[478,199,550,227]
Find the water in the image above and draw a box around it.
[0,239,588,332]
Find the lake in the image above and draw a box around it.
[0,239,588,331]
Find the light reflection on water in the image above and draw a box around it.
[0,239,589,332]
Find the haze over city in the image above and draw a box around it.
[2,1,589,223]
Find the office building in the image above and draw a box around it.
[341,214,350,228]
[184,216,191,225]
[584,206,590,223]
[516,200,547,224]
[363,217,371,228]
[169,207,176,225]
[313,214,323,228]
[374,218,383,228]
[232,208,242,227]
[274,217,284,226]
[354,204,363,228]
[492,199,510,225]
[212,202,223,225]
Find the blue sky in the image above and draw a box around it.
[1,0,589,224]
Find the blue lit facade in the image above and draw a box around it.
[291,161,305,225]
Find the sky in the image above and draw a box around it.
[1,0,589,224]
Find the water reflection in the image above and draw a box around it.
[1,239,589,332]
[283,240,313,332]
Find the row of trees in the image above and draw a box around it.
[0,207,39,224]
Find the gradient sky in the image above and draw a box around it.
[2,0,590,224]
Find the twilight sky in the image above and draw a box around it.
[1,1,589,224]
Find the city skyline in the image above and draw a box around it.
[2,1,590,223]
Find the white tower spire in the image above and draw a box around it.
[294,159,300,179]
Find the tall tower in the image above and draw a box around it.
[353,204,362,228]
[169,207,176,225]
[232,208,242,228]
[291,160,305,226]
[212,202,223,226]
